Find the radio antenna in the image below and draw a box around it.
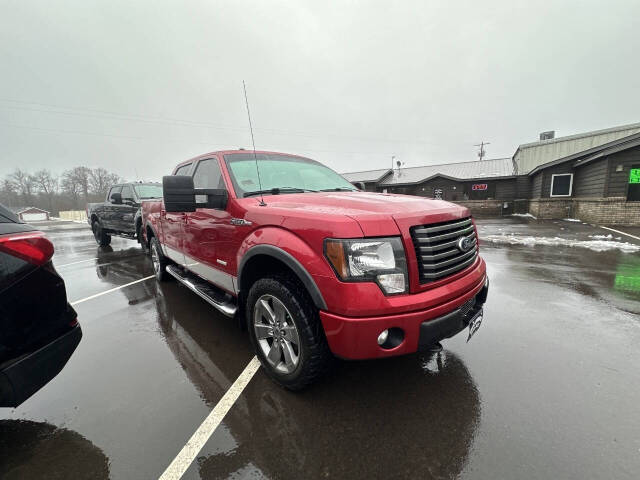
[243,80,266,206]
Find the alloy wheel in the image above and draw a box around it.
[253,294,301,374]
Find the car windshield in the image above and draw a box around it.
[133,184,163,199]
[224,153,357,197]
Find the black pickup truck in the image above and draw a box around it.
[87,182,162,247]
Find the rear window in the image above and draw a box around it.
[133,184,163,199]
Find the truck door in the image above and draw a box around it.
[114,185,138,234]
[103,186,122,229]
[160,164,192,266]
[183,157,235,293]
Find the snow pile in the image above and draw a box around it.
[563,218,582,222]
[482,233,640,253]
[511,213,537,219]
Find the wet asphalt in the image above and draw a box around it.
[1,218,639,479]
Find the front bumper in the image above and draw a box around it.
[0,324,82,407]
[320,275,489,360]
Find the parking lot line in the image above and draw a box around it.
[600,226,640,241]
[158,356,261,480]
[55,258,97,268]
[70,275,155,306]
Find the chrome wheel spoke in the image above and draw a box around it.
[267,341,282,366]
[281,340,297,370]
[258,299,276,325]
[254,323,273,340]
[273,300,286,324]
[282,325,299,344]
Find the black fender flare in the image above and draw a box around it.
[144,222,165,255]
[238,245,328,310]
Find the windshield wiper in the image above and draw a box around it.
[244,187,317,198]
[318,187,358,192]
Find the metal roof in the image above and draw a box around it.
[341,168,392,183]
[513,122,640,174]
[528,131,640,175]
[377,158,515,186]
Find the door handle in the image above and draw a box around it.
[182,213,189,225]
[160,210,166,218]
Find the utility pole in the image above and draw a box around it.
[391,155,396,170]
[474,141,490,161]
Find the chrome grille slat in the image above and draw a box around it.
[414,218,472,235]
[411,217,478,284]
[420,248,476,270]
[419,254,477,280]
[412,224,474,243]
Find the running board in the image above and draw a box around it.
[166,265,237,317]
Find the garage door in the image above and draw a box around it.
[22,212,48,222]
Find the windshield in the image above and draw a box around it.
[133,184,163,199]
[224,153,357,197]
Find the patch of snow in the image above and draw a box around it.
[482,233,640,253]
[589,234,613,240]
[510,213,537,220]
[563,218,582,222]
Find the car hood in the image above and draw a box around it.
[240,192,470,236]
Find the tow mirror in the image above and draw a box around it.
[111,192,122,204]
[195,189,228,210]
[163,176,196,212]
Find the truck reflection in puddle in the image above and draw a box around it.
[154,282,481,479]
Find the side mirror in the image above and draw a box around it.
[196,189,228,210]
[111,192,122,204]
[163,176,196,212]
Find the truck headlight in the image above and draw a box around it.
[324,237,408,294]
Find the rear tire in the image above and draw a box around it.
[137,223,149,254]
[247,274,333,390]
[150,237,170,281]
[92,220,111,247]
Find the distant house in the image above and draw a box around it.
[341,122,640,225]
[9,206,50,222]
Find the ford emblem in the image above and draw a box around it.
[457,236,474,252]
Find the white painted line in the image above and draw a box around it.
[600,226,640,242]
[70,275,155,306]
[55,258,96,268]
[159,356,261,480]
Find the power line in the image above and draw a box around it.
[0,97,442,147]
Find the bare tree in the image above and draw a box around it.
[33,169,58,212]
[69,166,92,201]
[90,168,120,197]
[0,178,19,206]
[9,169,36,204]
[61,170,82,208]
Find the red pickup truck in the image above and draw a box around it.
[142,150,488,389]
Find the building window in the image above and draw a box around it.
[628,166,640,201]
[550,173,573,197]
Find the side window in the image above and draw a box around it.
[193,159,225,189]
[120,185,133,201]
[108,186,122,203]
[550,173,573,197]
[174,164,191,176]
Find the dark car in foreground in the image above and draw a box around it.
[0,204,81,407]
[87,182,162,248]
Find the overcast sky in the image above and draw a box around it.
[1,0,639,181]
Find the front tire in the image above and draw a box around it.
[247,274,333,390]
[92,220,111,246]
[150,237,170,281]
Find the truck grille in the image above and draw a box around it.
[410,217,478,284]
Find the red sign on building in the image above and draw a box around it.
[472,184,488,191]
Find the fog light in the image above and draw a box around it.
[377,273,406,294]
[377,329,389,345]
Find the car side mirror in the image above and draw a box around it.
[111,192,122,204]
[195,189,228,210]
[163,176,196,212]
